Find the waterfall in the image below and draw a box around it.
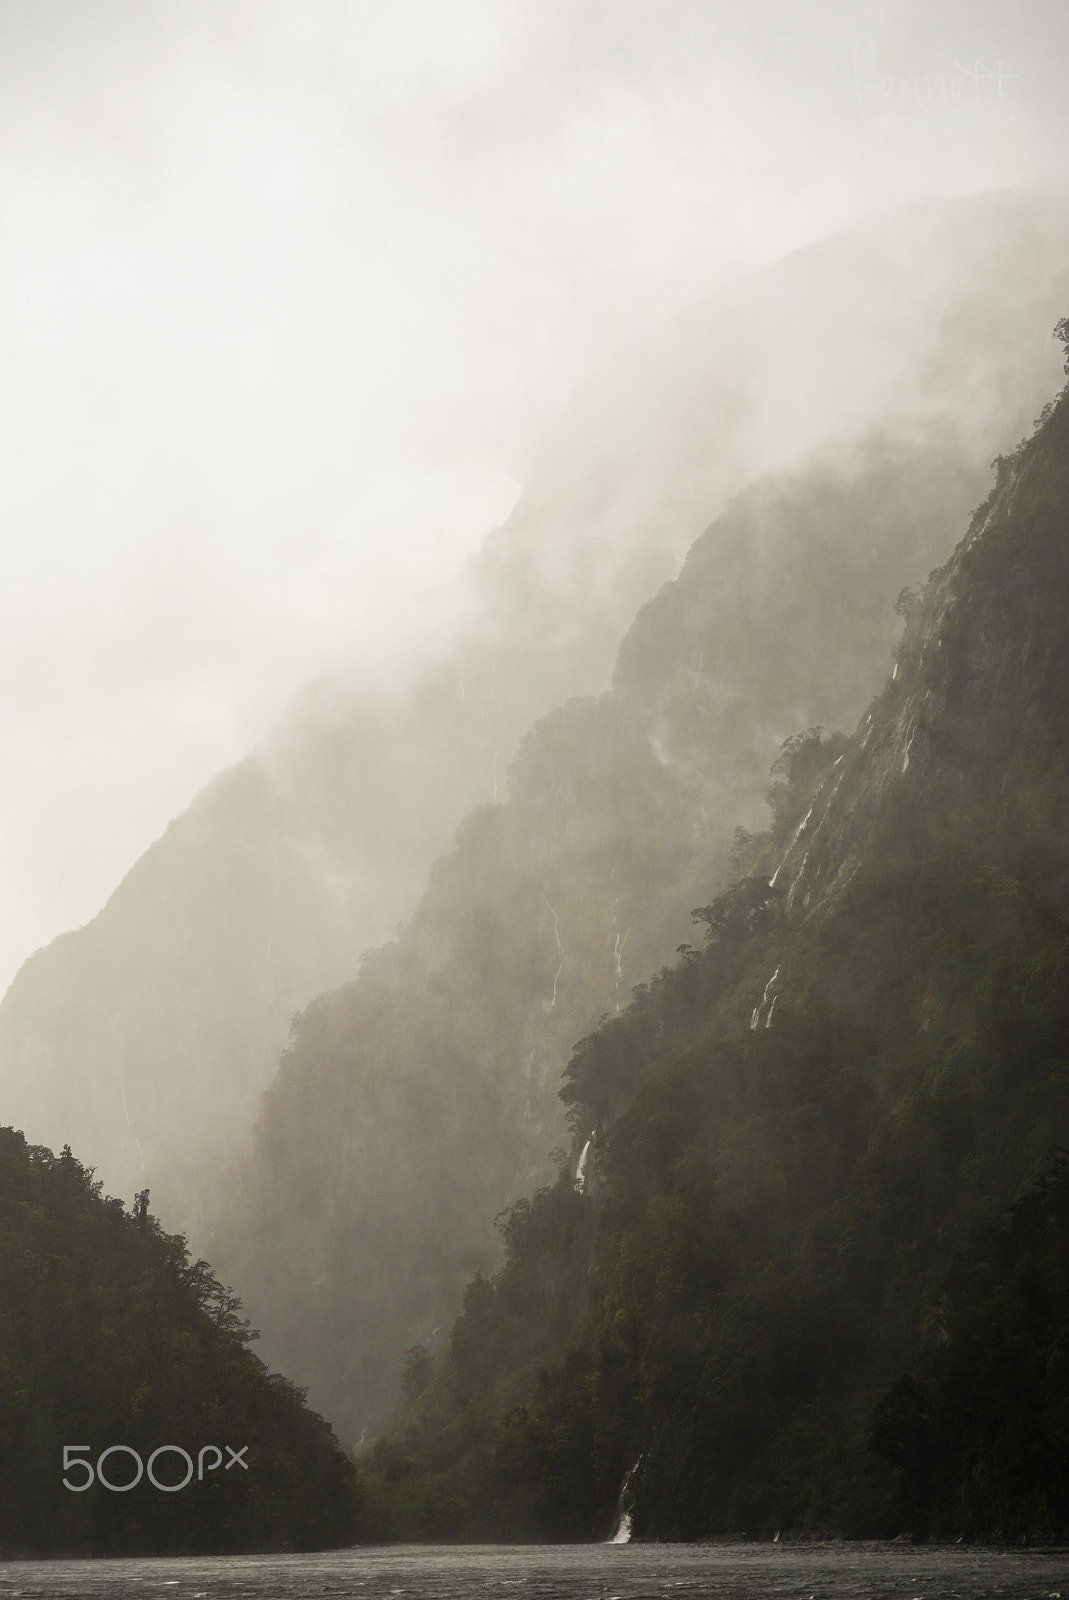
[575,1134,594,1193]
[750,966,780,1030]
[607,1456,641,1543]
[542,894,566,1012]
[785,851,808,910]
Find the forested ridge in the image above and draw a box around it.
[213,432,984,1448]
[359,342,1069,1541]
[0,1128,365,1556]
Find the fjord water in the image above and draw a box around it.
[2,1544,1067,1599]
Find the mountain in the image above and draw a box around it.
[211,425,1003,1445]
[357,337,1069,1541]
[0,1127,364,1556]
[2,188,1066,1227]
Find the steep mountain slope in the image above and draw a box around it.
[211,429,1001,1446]
[359,346,1069,1540]
[0,1128,364,1556]
[2,189,1066,1224]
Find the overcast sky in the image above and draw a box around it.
[1,0,1066,995]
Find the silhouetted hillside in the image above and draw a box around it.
[358,340,1069,1541]
[0,1128,364,1556]
[212,426,1014,1445]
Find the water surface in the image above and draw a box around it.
[1,1541,1066,1599]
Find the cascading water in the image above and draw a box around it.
[771,756,849,899]
[901,724,916,772]
[751,966,780,1030]
[610,1509,632,1544]
[542,894,566,1012]
[786,851,808,909]
[575,1134,594,1193]
[607,1456,641,1543]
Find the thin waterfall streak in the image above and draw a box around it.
[575,1134,594,1193]
[542,894,566,1011]
[608,1456,642,1543]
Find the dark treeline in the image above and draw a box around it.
[359,343,1069,1541]
[0,1128,365,1556]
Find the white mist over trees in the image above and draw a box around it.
[2,190,1066,1237]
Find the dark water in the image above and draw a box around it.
[0,1543,1066,1600]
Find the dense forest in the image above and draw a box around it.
[357,337,1069,1541]
[0,1128,365,1557]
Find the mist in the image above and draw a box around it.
[5,0,1069,1532]
[3,0,1067,1000]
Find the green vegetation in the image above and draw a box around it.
[0,1130,364,1556]
[359,360,1069,1540]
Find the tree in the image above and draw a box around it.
[1055,314,1069,374]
